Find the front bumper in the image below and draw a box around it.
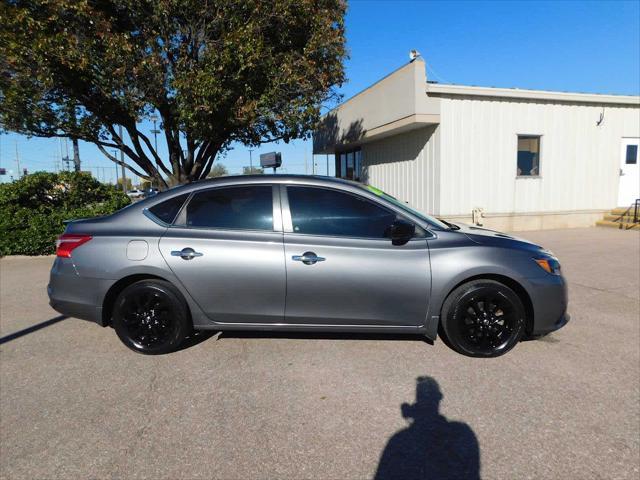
[527,273,570,336]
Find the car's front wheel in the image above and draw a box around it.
[112,279,191,355]
[440,279,526,357]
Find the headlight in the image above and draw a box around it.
[533,256,561,275]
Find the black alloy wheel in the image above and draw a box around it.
[440,279,525,357]
[112,279,191,354]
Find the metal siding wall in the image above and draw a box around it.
[438,96,640,215]
[361,125,440,215]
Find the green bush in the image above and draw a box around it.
[0,171,131,256]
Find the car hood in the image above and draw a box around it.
[453,223,546,253]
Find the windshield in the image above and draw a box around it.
[362,184,450,230]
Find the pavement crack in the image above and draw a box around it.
[569,280,639,301]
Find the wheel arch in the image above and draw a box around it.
[437,273,534,336]
[101,274,188,327]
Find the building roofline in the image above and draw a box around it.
[321,59,426,116]
[426,83,640,105]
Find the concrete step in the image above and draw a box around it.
[611,207,639,216]
[596,220,640,230]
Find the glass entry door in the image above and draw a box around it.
[335,149,362,181]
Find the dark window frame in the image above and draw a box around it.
[283,185,425,241]
[171,184,277,232]
[516,134,542,178]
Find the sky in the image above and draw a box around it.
[1,0,639,184]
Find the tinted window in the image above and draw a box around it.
[148,193,189,224]
[287,186,397,238]
[179,186,273,230]
[626,144,638,164]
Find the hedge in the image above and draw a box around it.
[0,171,131,256]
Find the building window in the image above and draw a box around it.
[335,148,362,181]
[625,144,638,164]
[517,135,541,177]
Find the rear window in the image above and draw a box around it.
[177,185,273,231]
[148,193,189,224]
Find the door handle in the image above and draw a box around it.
[171,248,203,260]
[292,251,326,265]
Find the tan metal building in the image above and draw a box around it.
[313,58,640,231]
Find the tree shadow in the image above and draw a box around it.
[375,376,481,480]
[313,111,366,154]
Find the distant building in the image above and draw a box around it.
[313,58,640,231]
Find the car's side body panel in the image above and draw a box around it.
[282,235,431,327]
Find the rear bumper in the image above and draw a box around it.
[47,258,105,326]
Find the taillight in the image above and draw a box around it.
[56,234,92,258]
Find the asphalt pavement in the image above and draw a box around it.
[1,227,638,479]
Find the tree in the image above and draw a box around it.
[243,166,264,175]
[116,177,133,191]
[207,163,228,178]
[0,0,346,188]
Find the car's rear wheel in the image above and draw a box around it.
[112,279,191,355]
[440,279,525,358]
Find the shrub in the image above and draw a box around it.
[0,171,131,256]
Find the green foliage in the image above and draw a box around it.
[116,177,133,191]
[0,0,347,185]
[207,164,229,178]
[243,166,264,175]
[0,171,130,256]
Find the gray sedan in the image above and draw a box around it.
[48,175,568,357]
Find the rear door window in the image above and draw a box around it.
[177,185,273,231]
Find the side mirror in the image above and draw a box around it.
[388,219,415,246]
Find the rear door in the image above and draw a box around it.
[159,184,286,324]
[281,185,431,327]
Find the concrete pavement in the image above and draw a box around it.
[1,227,638,479]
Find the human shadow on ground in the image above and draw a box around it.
[374,376,481,480]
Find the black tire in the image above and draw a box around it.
[439,279,525,358]
[112,279,191,355]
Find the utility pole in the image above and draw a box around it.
[326,154,329,176]
[72,138,81,172]
[150,114,160,187]
[249,149,254,172]
[118,125,127,192]
[113,149,120,187]
[14,141,21,177]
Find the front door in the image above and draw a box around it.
[159,184,286,324]
[618,138,639,206]
[281,185,431,327]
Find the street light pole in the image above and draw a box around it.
[150,114,160,188]
[248,149,254,172]
[118,125,127,191]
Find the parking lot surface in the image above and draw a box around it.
[1,227,639,479]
